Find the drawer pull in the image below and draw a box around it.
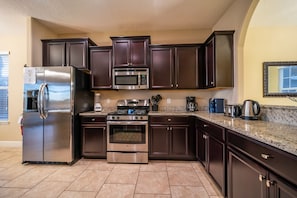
[203,134,208,139]
[203,124,208,128]
[258,174,266,182]
[168,118,171,122]
[261,153,271,160]
[91,118,96,122]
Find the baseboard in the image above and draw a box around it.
[0,141,22,147]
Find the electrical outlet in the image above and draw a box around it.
[167,98,171,104]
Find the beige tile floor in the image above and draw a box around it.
[0,146,223,198]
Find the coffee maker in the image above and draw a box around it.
[94,93,102,112]
[186,96,198,112]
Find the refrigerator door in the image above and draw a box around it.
[23,67,45,162]
[43,67,73,163]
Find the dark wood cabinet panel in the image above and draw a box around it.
[149,126,170,156]
[81,116,106,158]
[227,129,297,198]
[150,47,174,89]
[149,116,195,160]
[150,44,201,89]
[202,31,234,88]
[175,46,200,89]
[269,173,297,198]
[42,38,96,70]
[196,118,226,195]
[228,148,267,198]
[90,46,112,89]
[111,36,150,67]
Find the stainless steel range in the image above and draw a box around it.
[107,99,149,163]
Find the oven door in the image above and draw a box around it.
[107,120,148,152]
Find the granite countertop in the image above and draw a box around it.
[80,110,297,156]
[150,111,297,157]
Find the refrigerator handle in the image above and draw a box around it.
[38,83,48,119]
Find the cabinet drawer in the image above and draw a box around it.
[150,116,189,125]
[81,116,106,123]
[197,118,225,142]
[227,130,297,186]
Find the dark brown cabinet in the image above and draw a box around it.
[89,46,112,89]
[149,116,195,160]
[150,44,201,89]
[227,130,297,198]
[203,31,234,88]
[111,36,150,67]
[42,38,96,70]
[80,116,107,158]
[196,118,226,196]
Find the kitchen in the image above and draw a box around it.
[1,0,297,197]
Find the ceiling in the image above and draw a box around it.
[0,0,236,34]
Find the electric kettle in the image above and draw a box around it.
[241,99,261,120]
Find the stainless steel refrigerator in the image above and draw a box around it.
[22,66,93,164]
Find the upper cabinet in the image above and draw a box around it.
[150,44,201,89]
[110,36,150,67]
[89,46,113,89]
[41,38,96,70]
[202,31,234,88]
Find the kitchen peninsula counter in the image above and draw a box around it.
[149,111,297,157]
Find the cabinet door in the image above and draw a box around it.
[130,39,148,67]
[43,42,66,66]
[82,126,106,158]
[175,46,200,89]
[171,126,188,156]
[67,41,87,69]
[228,148,267,198]
[90,47,112,89]
[196,125,206,166]
[113,40,130,67]
[149,126,170,157]
[209,135,225,194]
[150,47,174,89]
[268,173,297,198]
[205,38,215,88]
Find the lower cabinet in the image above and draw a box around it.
[80,116,107,158]
[196,118,226,196]
[149,116,195,160]
[227,130,297,198]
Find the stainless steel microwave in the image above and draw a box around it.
[112,68,149,90]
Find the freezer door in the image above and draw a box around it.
[22,112,44,162]
[43,112,73,163]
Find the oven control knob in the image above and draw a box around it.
[117,116,120,120]
[135,116,138,120]
[140,116,143,120]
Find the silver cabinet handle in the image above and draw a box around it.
[91,118,96,122]
[266,180,274,187]
[171,84,174,88]
[258,174,266,182]
[203,134,208,139]
[168,118,171,122]
[203,124,208,128]
[167,127,170,131]
[176,84,178,88]
[261,153,271,160]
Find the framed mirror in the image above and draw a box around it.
[263,61,297,97]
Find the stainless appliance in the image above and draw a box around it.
[107,99,149,163]
[94,92,102,112]
[22,66,93,164]
[112,68,149,90]
[209,98,225,113]
[186,96,198,112]
[241,99,261,120]
[224,104,242,117]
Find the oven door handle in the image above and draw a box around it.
[107,121,148,125]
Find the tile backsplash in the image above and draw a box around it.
[260,105,297,126]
